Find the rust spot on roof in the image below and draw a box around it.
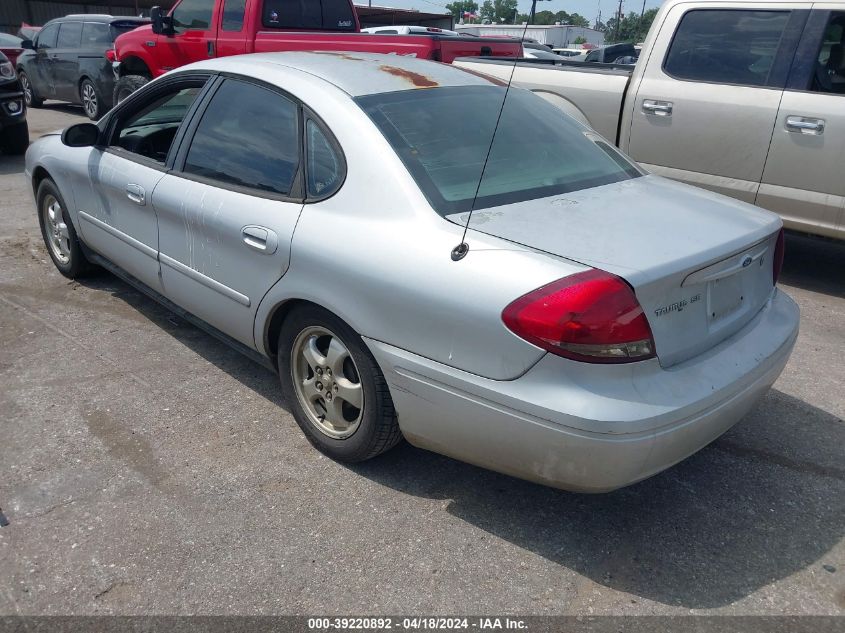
[379,65,439,88]
[455,66,508,87]
[310,51,366,61]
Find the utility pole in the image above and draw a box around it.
[614,0,623,41]
[640,0,646,19]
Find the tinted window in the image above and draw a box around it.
[664,10,790,87]
[81,22,111,46]
[57,22,83,48]
[184,80,299,195]
[306,119,343,198]
[222,0,247,31]
[36,24,59,49]
[172,0,215,31]
[812,13,845,94]
[357,86,641,215]
[114,85,204,163]
[263,0,355,30]
[111,21,146,40]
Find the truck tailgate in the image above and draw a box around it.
[453,58,631,142]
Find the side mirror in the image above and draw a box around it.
[150,6,175,36]
[20,39,34,50]
[62,123,100,147]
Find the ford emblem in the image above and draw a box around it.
[741,256,753,268]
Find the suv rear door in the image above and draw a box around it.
[757,8,845,240]
[53,20,83,101]
[157,0,220,72]
[624,5,807,203]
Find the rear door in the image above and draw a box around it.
[216,0,249,56]
[625,5,807,203]
[157,0,220,71]
[757,8,845,239]
[53,21,83,101]
[154,76,308,348]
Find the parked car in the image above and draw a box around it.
[16,15,148,120]
[0,33,25,67]
[522,42,561,59]
[0,50,27,154]
[361,26,461,36]
[17,24,41,41]
[25,52,799,492]
[456,0,845,241]
[553,47,584,57]
[110,0,521,103]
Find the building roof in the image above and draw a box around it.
[197,51,496,97]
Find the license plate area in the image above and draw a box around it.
[707,269,750,323]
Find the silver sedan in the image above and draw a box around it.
[25,52,800,492]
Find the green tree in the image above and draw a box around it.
[445,1,479,21]
[573,35,587,45]
[604,8,658,43]
[568,13,590,28]
[479,0,519,23]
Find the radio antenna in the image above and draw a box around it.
[451,1,540,261]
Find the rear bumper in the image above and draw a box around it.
[365,289,799,492]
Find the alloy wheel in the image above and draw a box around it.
[20,74,32,106]
[291,326,364,439]
[42,194,70,264]
[81,83,97,119]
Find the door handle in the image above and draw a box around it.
[207,40,215,57]
[126,184,145,205]
[642,99,673,117]
[242,226,278,254]
[785,115,825,135]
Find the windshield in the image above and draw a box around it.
[356,85,641,214]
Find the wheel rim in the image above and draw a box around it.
[291,326,364,439]
[42,194,71,265]
[21,74,32,106]
[81,83,97,118]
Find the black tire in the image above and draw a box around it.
[0,121,29,155]
[18,71,44,108]
[36,178,94,279]
[278,305,402,462]
[79,78,105,120]
[113,74,149,106]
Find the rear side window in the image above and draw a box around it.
[81,22,111,46]
[306,119,343,198]
[172,0,215,31]
[57,22,83,48]
[262,0,355,30]
[664,10,790,87]
[36,23,59,49]
[184,80,300,196]
[222,0,247,31]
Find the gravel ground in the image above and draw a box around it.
[0,104,843,616]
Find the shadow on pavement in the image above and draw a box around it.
[0,154,25,175]
[781,231,845,299]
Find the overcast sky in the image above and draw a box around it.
[375,0,665,25]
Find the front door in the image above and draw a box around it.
[625,5,804,203]
[757,9,845,240]
[74,78,209,292]
[156,0,219,73]
[30,22,59,99]
[155,77,304,348]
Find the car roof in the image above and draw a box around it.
[46,15,148,24]
[191,51,500,97]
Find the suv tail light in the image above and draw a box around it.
[105,48,117,62]
[502,270,656,364]
[772,228,785,286]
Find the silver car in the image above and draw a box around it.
[25,52,800,492]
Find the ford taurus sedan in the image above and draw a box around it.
[25,52,800,492]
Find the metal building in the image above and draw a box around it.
[456,23,604,48]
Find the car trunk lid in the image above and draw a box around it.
[447,175,782,367]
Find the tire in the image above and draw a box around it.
[36,178,94,279]
[0,121,29,155]
[278,305,402,462]
[113,74,149,106]
[79,78,105,120]
[18,72,44,108]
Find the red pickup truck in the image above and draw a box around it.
[112,0,521,102]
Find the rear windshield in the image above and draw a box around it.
[262,0,355,30]
[356,86,641,214]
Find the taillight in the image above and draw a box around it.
[105,49,117,62]
[502,270,656,364]
[772,228,785,286]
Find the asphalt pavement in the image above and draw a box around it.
[0,104,843,616]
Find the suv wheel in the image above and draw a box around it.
[113,75,149,105]
[80,79,103,120]
[18,72,44,108]
[278,305,402,462]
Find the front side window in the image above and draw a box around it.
[664,9,790,87]
[306,119,343,198]
[81,22,111,46]
[57,22,83,49]
[113,84,204,163]
[812,13,845,94]
[357,85,641,215]
[36,24,59,50]
[262,0,356,31]
[222,0,247,31]
[172,0,215,31]
[183,80,300,196]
